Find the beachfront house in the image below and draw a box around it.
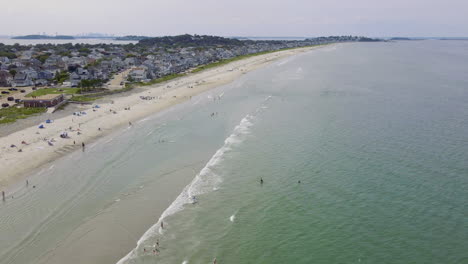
[23,94,64,107]
[129,68,148,82]
[69,72,81,87]
[34,79,49,86]
[38,70,55,80]
[12,73,33,87]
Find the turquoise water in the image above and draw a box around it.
[121,41,468,264]
[0,41,467,264]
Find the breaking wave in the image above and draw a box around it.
[116,113,256,264]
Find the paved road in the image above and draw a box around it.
[105,69,131,90]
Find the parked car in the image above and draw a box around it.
[9,88,18,91]
[1,91,10,94]
[15,99,21,103]
[32,87,37,90]
[20,89,26,93]
[2,103,9,107]
[7,97,14,101]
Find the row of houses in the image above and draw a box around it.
[0,36,377,88]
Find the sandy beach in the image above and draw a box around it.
[0,46,318,190]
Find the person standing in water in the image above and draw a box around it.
[2,191,5,202]
[260,178,264,184]
[160,221,164,229]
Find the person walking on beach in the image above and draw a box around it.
[2,191,5,202]
[161,221,164,229]
[82,142,85,151]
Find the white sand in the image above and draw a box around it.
[0,46,319,189]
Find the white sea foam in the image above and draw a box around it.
[192,98,203,105]
[230,214,236,222]
[138,117,151,123]
[116,113,255,264]
[276,57,294,66]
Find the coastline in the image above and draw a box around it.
[0,45,322,191]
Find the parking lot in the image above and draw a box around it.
[0,86,36,107]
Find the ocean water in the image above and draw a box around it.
[0,40,467,264]
[119,40,468,264]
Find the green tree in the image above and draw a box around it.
[54,71,70,84]
[79,79,104,92]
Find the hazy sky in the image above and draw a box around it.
[2,0,468,37]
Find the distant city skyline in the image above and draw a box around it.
[2,0,468,37]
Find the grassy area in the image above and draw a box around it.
[0,107,47,124]
[26,88,80,97]
[131,73,186,87]
[70,95,101,102]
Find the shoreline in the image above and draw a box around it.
[0,45,322,191]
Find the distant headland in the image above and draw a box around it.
[12,35,75,40]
